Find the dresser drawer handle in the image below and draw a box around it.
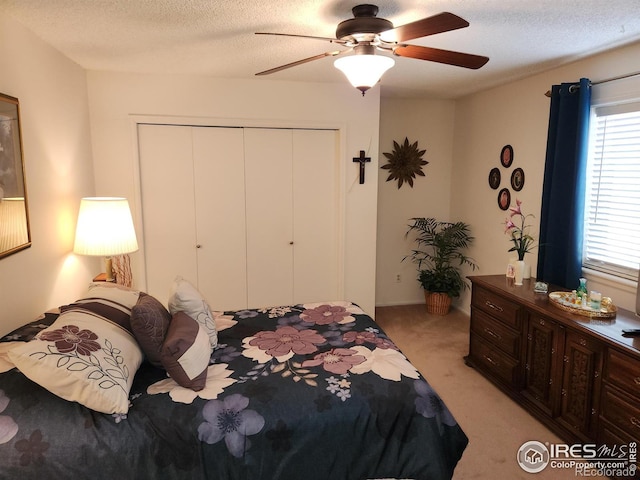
[483,328,502,340]
[485,301,504,313]
[630,417,640,429]
[634,377,640,386]
[483,354,499,367]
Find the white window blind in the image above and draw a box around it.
[583,102,640,280]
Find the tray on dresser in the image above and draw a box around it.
[548,291,617,319]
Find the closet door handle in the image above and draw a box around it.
[196,244,202,249]
[289,241,294,245]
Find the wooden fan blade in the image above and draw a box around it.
[255,51,345,76]
[380,12,469,43]
[256,32,347,45]
[394,45,489,69]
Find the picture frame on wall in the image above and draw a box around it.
[488,167,501,190]
[511,167,525,191]
[500,144,513,168]
[498,188,510,211]
[0,93,31,259]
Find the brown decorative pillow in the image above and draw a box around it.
[167,276,217,348]
[131,295,172,367]
[160,312,211,391]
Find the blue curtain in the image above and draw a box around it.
[536,78,591,289]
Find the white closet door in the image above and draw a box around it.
[139,125,247,309]
[292,129,340,303]
[192,127,247,310]
[138,124,198,305]
[244,128,295,307]
[139,124,340,310]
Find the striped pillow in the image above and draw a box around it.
[60,282,140,332]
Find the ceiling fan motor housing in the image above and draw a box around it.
[336,4,393,41]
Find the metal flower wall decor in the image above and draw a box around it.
[381,137,428,188]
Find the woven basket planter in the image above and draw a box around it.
[424,291,452,316]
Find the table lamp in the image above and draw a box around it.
[73,197,139,282]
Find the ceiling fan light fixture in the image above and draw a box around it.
[334,54,395,95]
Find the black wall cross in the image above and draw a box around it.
[353,150,371,184]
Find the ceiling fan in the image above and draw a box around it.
[255,4,489,95]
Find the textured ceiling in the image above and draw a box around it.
[3,0,640,98]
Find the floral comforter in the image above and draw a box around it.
[0,302,467,480]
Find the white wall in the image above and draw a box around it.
[0,13,97,336]
[85,72,381,315]
[376,97,456,306]
[451,40,640,314]
[377,40,640,314]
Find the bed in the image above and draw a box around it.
[0,280,467,480]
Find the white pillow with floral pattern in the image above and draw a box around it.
[7,308,142,414]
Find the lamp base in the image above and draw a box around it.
[104,257,116,282]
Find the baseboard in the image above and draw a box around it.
[375,302,470,317]
[374,300,425,308]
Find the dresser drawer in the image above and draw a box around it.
[471,286,521,329]
[598,417,640,449]
[601,386,640,442]
[606,349,640,398]
[471,308,521,358]
[469,336,519,387]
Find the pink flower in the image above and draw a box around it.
[509,198,522,217]
[504,218,515,232]
[301,348,365,375]
[248,326,325,357]
[503,199,535,261]
[374,337,398,350]
[39,325,100,357]
[300,304,350,325]
[342,331,377,345]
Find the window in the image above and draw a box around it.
[583,102,640,281]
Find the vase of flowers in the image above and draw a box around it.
[504,199,535,284]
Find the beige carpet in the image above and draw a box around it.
[375,304,605,480]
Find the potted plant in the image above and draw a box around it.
[405,217,478,315]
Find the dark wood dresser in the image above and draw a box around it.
[466,274,640,447]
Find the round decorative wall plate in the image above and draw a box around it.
[488,167,501,189]
[498,188,510,210]
[500,144,513,168]
[511,167,525,191]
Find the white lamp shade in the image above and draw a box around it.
[334,54,395,92]
[74,197,138,256]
